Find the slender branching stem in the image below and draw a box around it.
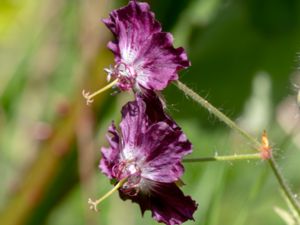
[175,80,300,216]
[175,81,261,148]
[268,158,300,215]
[183,153,261,163]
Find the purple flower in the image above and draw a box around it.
[102,0,190,92]
[100,93,197,225]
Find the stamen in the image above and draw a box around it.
[88,177,127,212]
[104,65,114,82]
[82,79,118,105]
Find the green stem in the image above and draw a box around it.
[183,153,261,163]
[175,80,300,217]
[175,81,261,149]
[268,157,300,215]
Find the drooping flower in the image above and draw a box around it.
[89,93,197,225]
[83,0,190,104]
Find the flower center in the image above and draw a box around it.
[113,160,142,196]
[106,62,136,91]
[81,62,137,105]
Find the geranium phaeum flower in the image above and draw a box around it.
[99,93,197,225]
[103,0,190,92]
[82,0,190,104]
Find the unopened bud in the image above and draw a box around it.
[260,130,272,160]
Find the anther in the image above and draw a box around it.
[104,65,114,82]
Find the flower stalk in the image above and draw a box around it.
[175,80,300,217]
[175,80,261,149]
[268,158,300,216]
[183,153,261,163]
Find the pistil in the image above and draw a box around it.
[88,177,127,212]
[82,79,118,105]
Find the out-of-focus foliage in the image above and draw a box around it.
[0,0,300,225]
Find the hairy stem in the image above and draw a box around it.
[175,80,300,216]
[268,157,300,215]
[183,153,261,163]
[175,81,261,149]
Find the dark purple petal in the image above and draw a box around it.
[119,96,147,148]
[99,122,121,179]
[141,122,192,183]
[103,0,161,65]
[116,92,192,183]
[135,32,190,90]
[106,40,121,61]
[137,92,177,128]
[102,0,190,91]
[119,180,198,225]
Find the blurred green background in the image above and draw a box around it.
[1,0,300,224]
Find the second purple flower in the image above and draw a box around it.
[89,93,197,225]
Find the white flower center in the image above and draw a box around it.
[105,63,134,82]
